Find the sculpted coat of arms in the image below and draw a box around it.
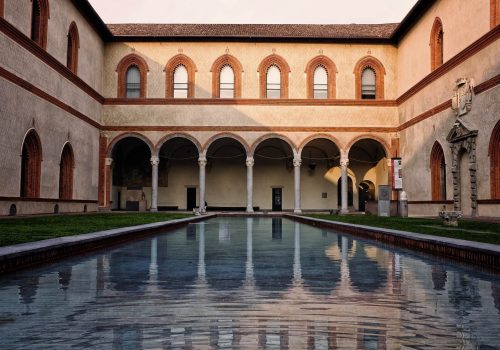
[451,78,474,117]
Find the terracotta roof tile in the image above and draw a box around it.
[107,23,399,40]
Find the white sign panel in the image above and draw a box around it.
[392,158,403,190]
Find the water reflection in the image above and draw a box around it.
[1,217,499,349]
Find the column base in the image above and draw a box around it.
[98,206,111,212]
[293,209,302,214]
[246,207,254,213]
[150,208,158,213]
[340,209,349,214]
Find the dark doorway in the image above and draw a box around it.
[186,187,196,211]
[272,188,282,211]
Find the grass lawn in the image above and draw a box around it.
[0,213,192,247]
[306,214,500,245]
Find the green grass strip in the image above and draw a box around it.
[0,213,191,247]
[306,214,500,245]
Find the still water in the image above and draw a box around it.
[1,217,500,349]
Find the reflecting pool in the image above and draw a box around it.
[1,217,500,349]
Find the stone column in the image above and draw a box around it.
[246,156,254,213]
[340,154,349,214]
[198,155,207,213]
[150,155,160,212]
[104,158,113,209]
[293,157,302,214]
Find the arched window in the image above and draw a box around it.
[0,0,4,17]
[361,68,376,99]
[211,54,243,98]
[313,66,328,99]
[20,130,42,198]
[30,0,49,49]
[430,18,444,71]
[492,0,500,28]
[266,65,281,99]
[258,54,290,99]
[354,56,385,100]
[66,22,79,74]
[219,65,235,98]
[126,66,141,98]
[490,121,500,198]
[305,56,337,99]
[173,65,189,98]
[430,142,446,200]
[59,144,74,200]
[165,54,197,98]
[116,54,149,98]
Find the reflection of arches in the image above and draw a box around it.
[59,143,75,199]
[337,176,353,207]
[490,121,500,198]
[20,130,42,198]
[430,141,447,200]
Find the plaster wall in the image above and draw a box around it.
[103,41,398,100]
[397,0,491,95]
[0,78,100,200]
[3,0,105,93]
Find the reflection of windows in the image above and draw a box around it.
[361,68,376,100]
[219,65,235,98]
[126,66,141,98]
[266,65,281,99]
[173,65,188,98]
[313,66,328,99]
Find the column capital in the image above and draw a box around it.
[340,157,349,167]
[198,156,207,167]
[293,157,302,167]
[104,157,113,166]
[386,159,392,167]
[150,155,160,166]
[246,156,254,167]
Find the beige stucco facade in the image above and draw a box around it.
[0,0,498,216]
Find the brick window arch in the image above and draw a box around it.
[430,141,446,200]
[258,54,290,99]
[211,54,243,98]
[490,120,500,198]
[116,54,149,98]
[66,22,79,74]
[430,17,444,71]
[0,0,4,17]
[31,0,49,49]
[353,56,385,100]
[165,54,197,98]
[492,0,500,28]
[59,143,74,199]
[305,55,337,99]
[20,130,42,198]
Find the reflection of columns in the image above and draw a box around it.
[340,153,349,214]
[198,155,207,213]
[150,156,160,212]
[246,157,254,213]
[245,218,254,282]
[197,223,206,281]
[339,236,351,294]
[149,238,158,283]
[293,222,302,283]
[104,158,113,208]
[293,157,302,214]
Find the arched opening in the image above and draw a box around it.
[173,65,189,98]
[358,180,375,212]
[66,22,79,74]
[430,142,447,200]
[258,54,290,98]
[165,54,197,98]
[361,68,376,99]
[300,138,341,210]
[347,138,388,211]
[354,56,385,100]
[205,137,247,210]
[116,54,149,98]
[253,137,295,211]
[219,65,235,98]
[490,121,500,198]
[30,0,49,49]
[305,56,336,99]
[158,137,200,210]
[111,137,152,211]
[126,66,141,98]
[210,54,243,98]
[20,130,42,198]
[59,143,74,200]
[430,18,444,71]
[266,65,281,99]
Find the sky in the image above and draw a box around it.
[88,0,419,24]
